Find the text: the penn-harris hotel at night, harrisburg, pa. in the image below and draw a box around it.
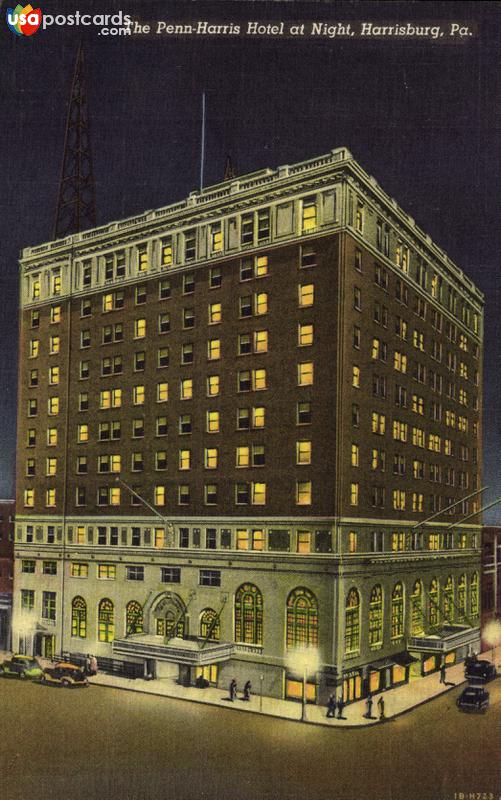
[146,20,476,39]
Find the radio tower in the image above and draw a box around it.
[53,44,96,239]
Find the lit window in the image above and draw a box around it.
[236,446,250,468]
[351,443,359,467]
[296,441,311,465]
[206,410,220,433]
[296,481,312,505]
[211,224,222,252]
[237,529,249,550]
[49,366,60,385]
[24,488,35,507]
[298,323,314,346]
[77,424,89,443]
[179,449,191,470]
[134,318,146,338]
[298,362,313,386]
[348,531,358,553]
[302,197,317,231]
[350,483,359,506]
[253,369,267,390]
[207,375,220,396]
[48,396,59,415]
[252,406,265,428]
[51,305,61,323]
[133,385,145,405]
[180,378,193,400]
[154,485,166,506]
[46,457,57,476]
[209,303,222,324]
[46,488,56,507]
[298,284,314,307]
[157,382,168,402]
[255,292,268,315]
[208,339,221,360]
[392,489,406,511]
[352,365,360,388]
[255,255,268,277]
[138,247,148,272]
[161,239,173,267]
[47,427,57,446]
[254,330,268,353]
[297,531,311,553]
[251,482,266,505]
[109,487,120,506]
[205,448,218,469]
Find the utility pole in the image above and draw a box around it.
[54,44,96,238]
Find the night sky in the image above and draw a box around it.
[0,1,499,519]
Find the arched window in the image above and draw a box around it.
[200,608,220,641]
[443,576,454,622]
[410,580,424,635]
[457,574,466,621]
[286,588,318,649]
[126,601,143,635]
[98,598,114,643]
[470,573,479,616]
[369,585,383,646]
[71,596,87,639]
[429,579,440,628]
[345,588,360,654]
[391,583,404,640]
[235,584,263,645]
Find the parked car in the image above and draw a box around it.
[456,686,489,713]
[41,662,89,688]
[464,658,497,683]
[0,655,43,680]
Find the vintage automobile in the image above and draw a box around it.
[456,686,490,713]
[0,654,43,680]
[464,658,497,683]
[41,662,89,688]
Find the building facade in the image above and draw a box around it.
[13,147,483,703]
[0,499,15,650]
[481,526,501,651]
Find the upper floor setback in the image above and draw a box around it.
[19,147,484,326]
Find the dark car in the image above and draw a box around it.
[0,655,43,680]
[456,686,489,713]
[41,662,89,688]
[464,658,497,683]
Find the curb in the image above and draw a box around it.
[86,675,465,730]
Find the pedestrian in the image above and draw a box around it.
[326,694,336,718]
[365,693,373,719]
[377,695,385,721]
[89,654,98,676]
[85,654,91,676]
[439,663,446,684]
[243,680,252,701]
[229,678,237,701]
[337,697,346,719]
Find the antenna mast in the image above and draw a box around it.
[53,43,96,239]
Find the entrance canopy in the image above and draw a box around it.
[113,634,235,666]
[408,625,480,654]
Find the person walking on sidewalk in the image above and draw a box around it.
[377,695,385,721]
[88,654,98,676]
[337,697,346,719]
[229,678,237,701]
[365,693,374,719]
[243,680,252,701]
[439,662,454,687]
[326,694,337,718]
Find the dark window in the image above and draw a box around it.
[206,528,217,549]
[200,570,221,587]
[97,527,107,545]
[209,268,222,288]
[126,566,144,581]
[131,527,141,546]
[161,567,181,583]
[179,528,189,548]
[301,245,316,268]
[47,526,55,544]
[315,531,332,553]
[220,529,231,549]
[268,530,290,551]
[110,527,119,546]
[236,483,249,504]
[297,402,311,425]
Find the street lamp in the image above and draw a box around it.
[259,673,264,712]
[286,646,321,721]
[482,619,501,666]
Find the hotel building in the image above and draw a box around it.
[13,147,483,703]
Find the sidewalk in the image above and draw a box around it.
[2,649,494,728]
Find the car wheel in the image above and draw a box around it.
[61,678,71,688]
[19,671,27,680]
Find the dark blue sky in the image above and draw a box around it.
[0,0,499,519]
